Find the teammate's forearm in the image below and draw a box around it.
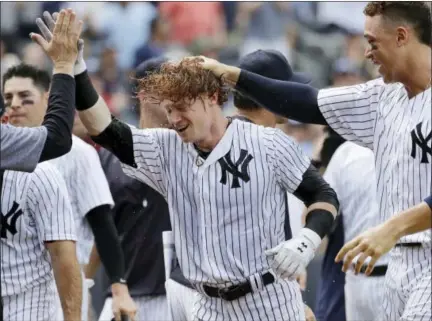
[39,74,75,162]
[235,70,327,125]
[48,242,82,321]
[75,70,112,136]
[86,205,126,285]
[387,201,432,239]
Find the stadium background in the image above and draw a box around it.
[1,1,378,318]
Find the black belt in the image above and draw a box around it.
[395,242,422,248]
[358,264,388,276]
[203,272,275,301]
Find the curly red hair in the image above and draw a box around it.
[138,58,229,106]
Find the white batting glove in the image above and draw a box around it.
[265,228,321,280]
[36,11,87,75]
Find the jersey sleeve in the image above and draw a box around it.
[72,143,114,217]
[120,126,167,197]
[264,128,311,193]
[0,124,47,172]
[27,163,76,242]
[317,78,385,149]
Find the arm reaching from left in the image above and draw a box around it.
[336,199,432,275]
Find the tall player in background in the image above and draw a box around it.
[200,2,431,320]
[314,127,388,321]
[0,9,81,172]
[1,162,82,321]
[2,63,136,321]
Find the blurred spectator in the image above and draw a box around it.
[159,2,227,47]
[99,2,157,70]
[0,39,20,88]
[236,2,294,60]
[331,57,368,86]
[134,15,170,68]
[316,2,367,34]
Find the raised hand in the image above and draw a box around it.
[31,9,83,68]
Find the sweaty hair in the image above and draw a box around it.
[3,63,51,92]
[364,2,431,46]
[138,58,229,106]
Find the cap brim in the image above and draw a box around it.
[290,72,313,84]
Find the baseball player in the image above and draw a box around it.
[36,25,341,317]
[0,9,81,173]
[200,2,431,320]
[2,63,136,321]
[84,57,173,321]
[314,127,389,321]
[1,161,82,321]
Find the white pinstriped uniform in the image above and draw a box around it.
[323,141,388,321]
[318,79,431,321]
[121,119,310,320]
[1,162,76,321]
[48,135,114,321]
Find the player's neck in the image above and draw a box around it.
[402,46,431,97]
[236,108,277,128]
[194,114,230,152]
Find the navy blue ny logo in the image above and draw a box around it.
[411,122,432,164]
[218,149,253,188]
[1,201,23,239]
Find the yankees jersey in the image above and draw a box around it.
[48,135,114,264]
[1,162,76,296]
[318,79,431,244]
[121,119,311,285]
[323,141,389,265]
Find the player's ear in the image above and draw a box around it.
[208,91,219,106]
[396,26,409,46]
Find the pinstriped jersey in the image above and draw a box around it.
[121,119,310,285]
[48,135,114,265]
[1,162,76,296]
[318,79,431,244]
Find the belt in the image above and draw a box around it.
[203,272,275,301]
[358,264,388,276]
[395,242,422,248]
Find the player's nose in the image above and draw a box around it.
[10,95,22,109]
[364,47,372,59]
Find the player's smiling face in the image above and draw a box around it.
[162,95,216,143]
[3,77,48,127]
[364,15,410,83]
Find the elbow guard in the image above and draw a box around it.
[91,117,136,168]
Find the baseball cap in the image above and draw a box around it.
[238,49,312,84]
[135,56,169,79]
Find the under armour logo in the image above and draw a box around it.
[1,201,23,239]
[218,149,253,188]
[297,242,308,253]
[410,122,432,164]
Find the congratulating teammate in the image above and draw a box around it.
[0,9,81,173]
[199,2,431,320]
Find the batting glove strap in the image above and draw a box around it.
[297,228,322,252]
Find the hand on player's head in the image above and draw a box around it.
[31,9,83,66]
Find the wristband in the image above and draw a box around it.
[304,209,335,239]
[75,71,99,110]
[424,196,432,210]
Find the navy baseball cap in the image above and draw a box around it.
[238,49,312,84]
[135,56,169,79]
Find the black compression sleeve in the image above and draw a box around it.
[235,70,327,125]
[294,164,339,209]
[86,205,126,284]
[39,74,75,162]
[90,118,136,168]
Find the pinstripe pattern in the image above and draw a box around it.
[165,278,197,321]
[0,163,76,319]
[318,80,431,244]
[48,135,114,265]
[120,119,310,319]
[382,247,431,321]
[344,271,386,321]
[2,279,57,321]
